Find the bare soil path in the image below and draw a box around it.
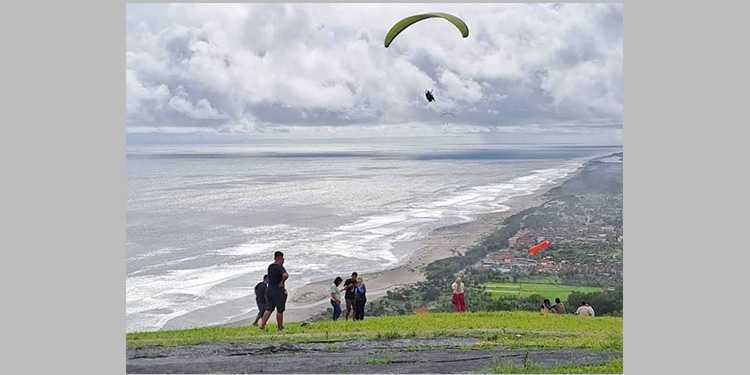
[127,337,621,374]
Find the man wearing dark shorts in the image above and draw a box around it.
[343,272,358,320]
[259,251,288,331]
[251,274,268,326]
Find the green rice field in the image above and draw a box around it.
[482,282,603,301]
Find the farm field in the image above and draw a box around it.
[482,282,603,301]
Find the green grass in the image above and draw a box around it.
[491,357,623,374]
[482,282,602,301]
[477,330,622,352]
[515,275,562,284]
[365,356,394,365]
[127,311,622,351]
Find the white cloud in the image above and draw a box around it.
[126,3,622,139]
[167,88,228,120]
[126,69,170,121]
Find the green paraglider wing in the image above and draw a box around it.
[384,12,469,48]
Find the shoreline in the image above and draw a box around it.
[223,163,585,328]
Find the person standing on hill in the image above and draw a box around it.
[451,277,466,312]
[259,251,288,331]
[251,274,269,326]
[343,272,358,320]
[354,276,367,320]
[551,297,566,314]
[330,277,343,321]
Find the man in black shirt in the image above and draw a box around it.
[259,251,288,330]
[251,274,268,326]
[343,272,358,320]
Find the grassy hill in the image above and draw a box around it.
[127,311,622,351]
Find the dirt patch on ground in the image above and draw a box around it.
[127,337,620,374]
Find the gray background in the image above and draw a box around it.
[2,0,748,374]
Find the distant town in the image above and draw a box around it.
[371,154,624,316]
[476,157,623,288]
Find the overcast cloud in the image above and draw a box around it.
[126,3,623,143]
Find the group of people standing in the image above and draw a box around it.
[330,272,367,320]
[250,251,595,330]
[251,252,370,330]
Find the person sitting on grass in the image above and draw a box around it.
[575,301,595,317]
[252,274,269,326]
[586,302,595,317]
[330,277,343,320]
[540,299,553,314]
[354,276,367,320]
[551,297,566,314]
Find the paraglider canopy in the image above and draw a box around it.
[528,240,551,256]
[384,12,469,48]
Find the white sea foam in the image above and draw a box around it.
[128,247,185,262]
[128,254,206,276]
[126,261,268,332]
[215,242,277,256]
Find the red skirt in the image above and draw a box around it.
[452,293,466,312]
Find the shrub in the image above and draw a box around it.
[567,286,622,315]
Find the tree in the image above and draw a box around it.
[567,286,622,315]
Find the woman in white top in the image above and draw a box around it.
[451,277,466,312]
[330,277,343,320]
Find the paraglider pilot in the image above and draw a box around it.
[425,90,435,103]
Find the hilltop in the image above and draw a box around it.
[127,311,622,374]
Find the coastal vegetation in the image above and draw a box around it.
[367,155,623,317]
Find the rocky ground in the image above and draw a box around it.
[127,337,621,374]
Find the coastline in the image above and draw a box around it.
[222,163,586,328]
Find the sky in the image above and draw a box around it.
[126,3,623,144]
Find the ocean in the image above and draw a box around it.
[127,139,620,332]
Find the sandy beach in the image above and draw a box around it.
[224,172,576,327]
